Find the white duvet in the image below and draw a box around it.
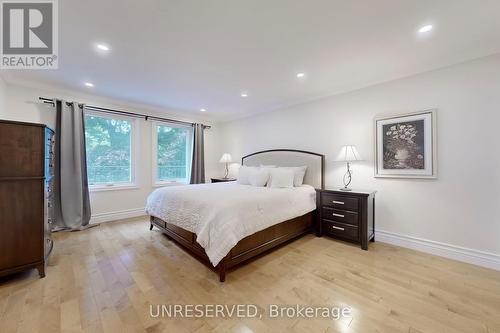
[145,182,316,266]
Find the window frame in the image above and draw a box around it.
[84,110,138,191]
[151,121,193,187]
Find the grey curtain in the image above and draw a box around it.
[190,123,205,184]
[53,100,92,231]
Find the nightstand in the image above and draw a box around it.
[211,178,236,183]
[317,189,376,250]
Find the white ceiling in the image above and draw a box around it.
[3,0,500,121]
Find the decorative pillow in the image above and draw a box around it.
[248,168,270,187]
[285,166,308,187]
[267,168,295,188]
[237,166,258,185]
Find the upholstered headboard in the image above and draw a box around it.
[241,149,325,189]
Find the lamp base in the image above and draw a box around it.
[341,162,353,192]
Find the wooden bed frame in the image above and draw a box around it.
[149,149,325,282]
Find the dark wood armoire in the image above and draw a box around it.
[0,119,55,278]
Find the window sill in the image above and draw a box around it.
[90,184,139,192]
[153,181,189,188]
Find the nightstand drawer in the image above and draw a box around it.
[317,189,375,250]
[322,220,358,241]
[321,193,359,212]
[321,207,358,225]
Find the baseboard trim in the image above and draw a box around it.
[376,229,500,271]
[90,208,146,224]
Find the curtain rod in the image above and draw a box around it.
[38,97,211,129]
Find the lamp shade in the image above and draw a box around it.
[219,153,232,163]
[336,145,362,162]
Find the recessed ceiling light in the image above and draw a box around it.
[296,72,306,78]
[241,93,248,98]
[200,108,207,112]
[84,82,94,87]
[96,43,110,51]
[418,25,433,33]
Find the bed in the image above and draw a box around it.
[146,149,325,282]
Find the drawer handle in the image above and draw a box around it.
[332,226,345,231]
[332,213,345,218]
[332,200,344,205]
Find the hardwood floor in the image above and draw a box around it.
[1,217,499,333]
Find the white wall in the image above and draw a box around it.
[217,54,500,256]
[1,82,222,222]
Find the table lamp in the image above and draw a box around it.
[219,153,232,179]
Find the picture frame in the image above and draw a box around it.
[374,109,437,178]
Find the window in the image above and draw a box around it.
[153,123,192,184]
[84,113,135,187]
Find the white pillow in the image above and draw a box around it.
[248,168,270,187]
[285,166,307,187]
[267,168,295,188]
[237,166,258,185]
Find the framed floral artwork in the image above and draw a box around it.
[374,109,437,178]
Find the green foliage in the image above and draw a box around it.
[157,125,189,180]
[84,115,132,184]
